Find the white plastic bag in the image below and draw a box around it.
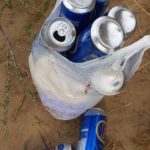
[29,0,150,120]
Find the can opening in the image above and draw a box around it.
[53,31,66,42]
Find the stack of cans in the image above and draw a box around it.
[41,0,137,62]
[68,16,125,62]
[39,0,137,95]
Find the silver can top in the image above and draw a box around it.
[41,17,76,52]
[108,6,137,38]
[84,108,105,116]
[63,0,95,13]
[91,16,125,54]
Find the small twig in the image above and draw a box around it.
[0,25,11,136]
[126,2,144,36]
[12,94,26,120]
[18,0,41,12]
[107,103,132,115]
[34,116,56,131]
[118,140,126,150]
[3,56,11,136]
[37,130,49,150]
[137,24,144,37]
[132,0,150,17]
[32,117,49,150]
[138,61,150,71]
[112,142,116,150]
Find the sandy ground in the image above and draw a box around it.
[0,0,150,150]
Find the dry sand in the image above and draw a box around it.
[0,0,150,150]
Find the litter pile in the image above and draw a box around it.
[29,0,150,120]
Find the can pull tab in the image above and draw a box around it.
[53,23,68,42]
[58,23,68,36]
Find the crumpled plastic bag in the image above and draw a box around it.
[29,0,150,120]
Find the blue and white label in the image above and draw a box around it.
[77,115,107,150]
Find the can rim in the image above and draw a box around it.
[91,16,125,54]
[84,108,105,116]
[41,17,76,52]
[108,6,137,38]
[63,0,95,14]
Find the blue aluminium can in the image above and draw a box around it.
[60,0,96,34]
[77,108,107,150]
[49,144,72,150]
[94,0,109,18]
[68,16,124,62]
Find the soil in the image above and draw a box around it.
[0,0,150,150]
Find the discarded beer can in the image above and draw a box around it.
[77,108,107,150]
[68,16,124,62]
[60,0,95,34]
[49,144,72,150]
[108,6,137,38]
[41,17,76,52]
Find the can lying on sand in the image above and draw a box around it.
[60,0,95,34]
[41,17,76,52]
[77,108,107,150]
[68,16,124,62]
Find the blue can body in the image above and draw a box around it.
[77,109,107,150]
[60,2,94,34]
[67,26,107,62]
[104,9,109,16]
[94,0,109,19]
